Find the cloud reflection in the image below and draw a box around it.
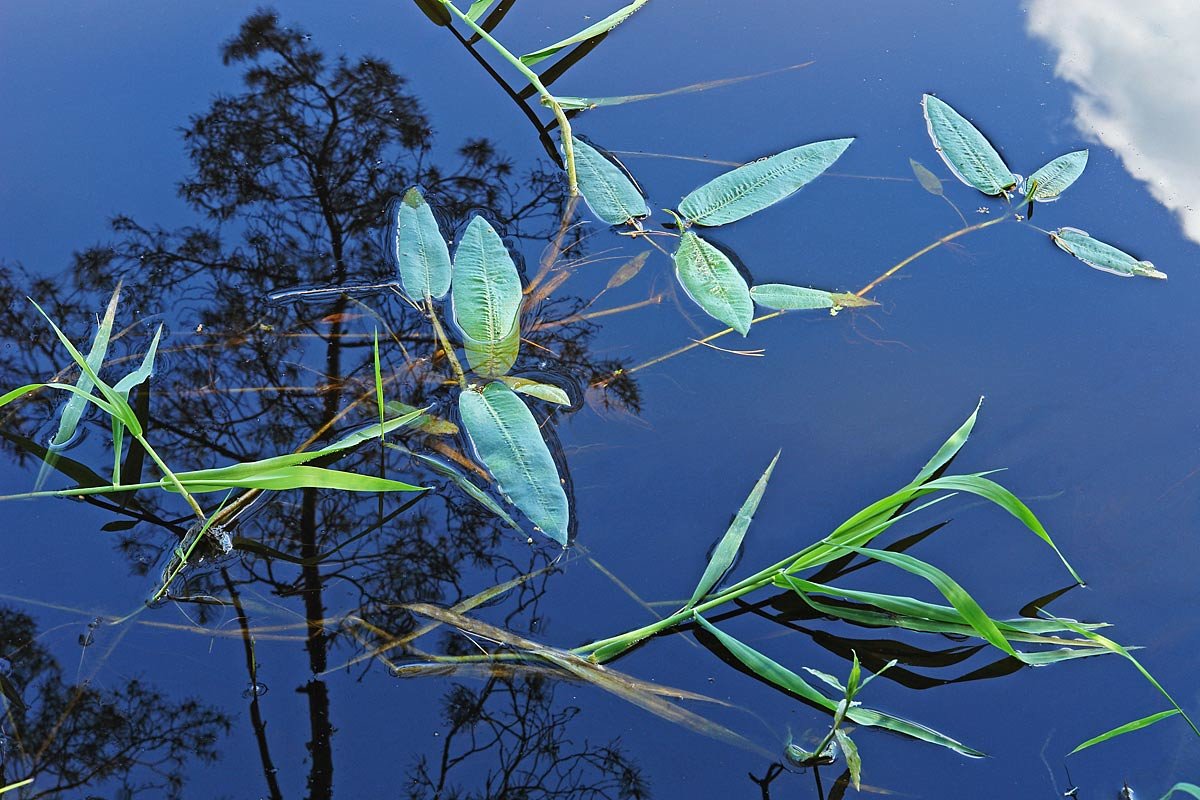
[1027,0,1200,241]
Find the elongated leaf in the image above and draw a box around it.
[572,137,648,225]
[465,0,496,22]
[0,779,33,795]
[921,94,1017,196]
[388,443,520,530]
[389,187,452,300]
[452,215,522,344]
[912,398,981,486]
[552,62,813,112]
[685,451,779,609]
[1161,784,1200,800]
[1069,709,1180,755]
[1025,150,1088,203]
[1050,227,1165,279]
[459,381,569,544]
[384,400,459,435]
[497,376,571,406]
[693,613,982,757]
[519,0,650,66]
[750,284,875,311]
[607,251,649,290]
[678,138,853,226]
[673,232,753,335]
[833,729,861,790]
[909,158,944,196]
[166,465,425,493]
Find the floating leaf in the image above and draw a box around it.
[833,729,862,790]
[606,251,649,290]
[1050,227,1165,279]
[750,284,876,311]
[389,187,452,301]
[459,381,569,545]
[1068,709,1181,755]
[452,216,523,374]
[685,451,779,609]
[909,158,944,196]
[1161,785,1200,800]
[673,232,753,335]
[1025,150,1088,203]
[497,376,572,406]
[921,94,1017,196]
[571,137,648,225]
[678,138,853,226]
[519,0,651,66]
[693,613,983,757]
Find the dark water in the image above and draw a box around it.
[1,1,1197,797]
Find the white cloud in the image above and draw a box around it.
[1027,0,1200,241]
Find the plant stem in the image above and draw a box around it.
[437,0,579,194]
[135,435,206,522]
[426,305,467,388]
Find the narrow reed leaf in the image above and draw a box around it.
[0,778,33,795]
[801,667,846,693]
[164,465,425,493]
[921,94,1017,196]
[389,187,452,300]
[388,444,522,531]
[1161,785,1200,800]
[384,400,459,435]
[673,232,753,335]
[678,138,853,226]
[47,283,121,449]
[685,451,779,609]
[1025,150,1088,203]
[911,397,981,485]
[571,137,648,225]
[833,729,862,790]
[465,0,497,22]
[1050,227,1166,279]
[459,381,569,545]
[519,0,651,66]
[497,375,572,406]
[1068,709,1180,755]
[373,329,385,438]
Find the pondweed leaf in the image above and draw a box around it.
[1068,709,1181,755]
[571,137,648,225]
[750,284,876,311]
[452,216,523,374]
[921,94,1017,197]
[459,381,570,545]
[389,187,452,301]
[1025,150,1088,203]
[685,451,779,609]
[909,158,944,196]
[1050,227,1166,279]
[519,0,651,66]
[673,232,753,335]
[497,375,572,406]
[678,138,853,226]
[693,613,983,757]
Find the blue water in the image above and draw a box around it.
[1,1,1197,797]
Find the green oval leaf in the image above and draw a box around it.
[921,94,1017,196]
[1026,150,1088,203]
[389,187,452,301]
[459,382,569,545]
[673,232,753,335]
[497,376,572,406]
[750,284,877,311]
[678,138,853,226]
[452,216,524,373]
[1050,227,1166,279]
[572,137,649,225]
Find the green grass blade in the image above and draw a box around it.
[46,284,120,447]
[1068,709,1180,755]
[518,0,650,66]
[833,729,861,790]
[839,545,1023,661]
[373,329,385,439]
[165,465,426,493]
[0,382,118,419]
[911,398,981,485]
[685,451,779,609]
[0,778,33,795]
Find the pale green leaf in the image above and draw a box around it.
[1025,150,1088,203]
[497,376,572,406]
[519,0,650,66]
[685,451,779,609]
[1069,709,1180,755]
[678,138,853,226]
[1161,784,1200,800]
[833,729,861,790]
[909,158,944,196]
[384,400,459,435]
[750,284,876,311]
[167,465,426,493]
[462,322,521,378]
[452,216,523,375]
[459,381,569,545]
[465,0,496,22]
[390,187,452,300]
[1050,227,1165,279]
[572,137,648,225]
[673,232,753,335]
[921,94,1017,196]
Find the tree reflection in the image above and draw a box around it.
[0,9,645,799]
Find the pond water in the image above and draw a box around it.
[1,1,1198,797]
